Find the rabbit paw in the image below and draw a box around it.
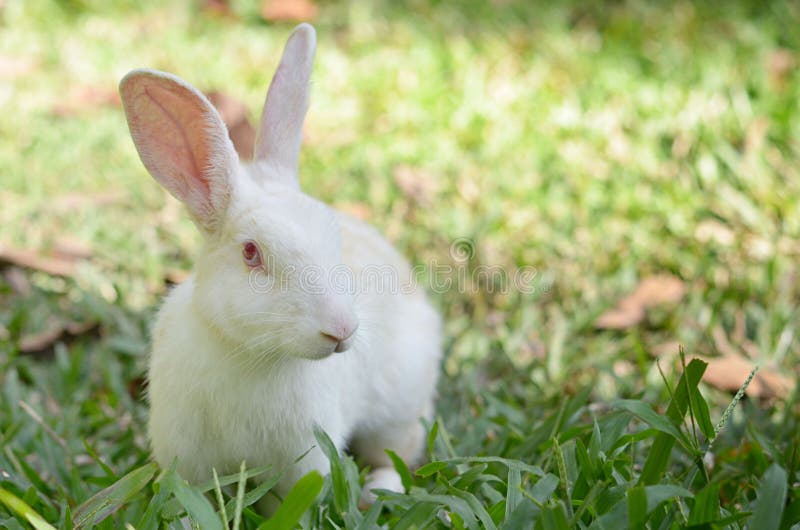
[359,467,404,509]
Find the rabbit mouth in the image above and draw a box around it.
[334,334,354,353]
[321,323,358,354]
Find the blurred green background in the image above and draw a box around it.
[1,0,799,525]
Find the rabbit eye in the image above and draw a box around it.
[242,240,263,269]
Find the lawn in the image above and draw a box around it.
[1,0,799,528]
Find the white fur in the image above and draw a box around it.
[120,24,441,510]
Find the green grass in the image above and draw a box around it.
[1,0,800,527]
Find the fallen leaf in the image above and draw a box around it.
[632,275,686,308]
[202,0,235,17]
[0,245,77,276]
[393,165,438,205]
[596,274,686,329]
[744,117,769,156]
[65,320,99,336]
[18,324,65,354]
[51,85,120,117]
[53,237,93,261]
[51,191,124,212]
[207,91,256,161]
[3,267,31,296]
[701,354,792,399]
[338,202,372,221]
[261,0,318,22]
[18,319,100,354]
[595,304,645,329]
[650,341,681,358]
[766,48,795,89]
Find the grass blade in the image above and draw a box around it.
[72,462,157,528]
[0,487,57,530]
[627,484,647,530]
[638,358,707,485]
[749,464,787,530]
[385,449,415,492]
[159,468,223,530]
[257,471,323,530]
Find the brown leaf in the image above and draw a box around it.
[650,341,681,358]
[203,0,235,17]
[51,85,121,117]
[631,275,686,308]
[595,304,645,329]
[0,245,77,277]
[18,319,99,354]
[338,202,372,221]
[3,267,31,296]
[51,191,124,212]
[393,165,438,205]
[261,0,318,21]
[701,354,793,399]
[596,274,686,330]
[207,91,256,161]
[52,237,93,261]
[18,324,65,353]
[766,48,795,89]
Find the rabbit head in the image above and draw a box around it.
[120,24,359,362]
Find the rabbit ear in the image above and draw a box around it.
[254,23,317,178]
[119,69,238,232]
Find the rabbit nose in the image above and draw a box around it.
[321,322,358,353]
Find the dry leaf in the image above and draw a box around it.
[207,91,256,161]
[632,275,686,308]
[0,245,77,277]
[766,48,795,89]
[18,319,99,354]
[3,267,31,296]
[744,117,769,156]
[51,191,124,212]
[51,85,120,117]
[595,304,645,329]
[261,0,318,21]
[203,0,235,17]
[701,354,792,399]
[53,237,93,261]
[18,324,65,353]
[338,202,372,221]
[393,165,438,205]
[650,341,681,358]
[596,274,686,329]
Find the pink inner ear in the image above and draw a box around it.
[141,84,211,194]
[125,79,213,212]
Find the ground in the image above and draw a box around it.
[0,0,799,528]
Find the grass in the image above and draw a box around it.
[1,0,800,527]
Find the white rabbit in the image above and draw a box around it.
[119,23,441,511]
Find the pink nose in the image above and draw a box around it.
[321,322,358,353]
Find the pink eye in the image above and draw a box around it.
[242,241,263,269]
